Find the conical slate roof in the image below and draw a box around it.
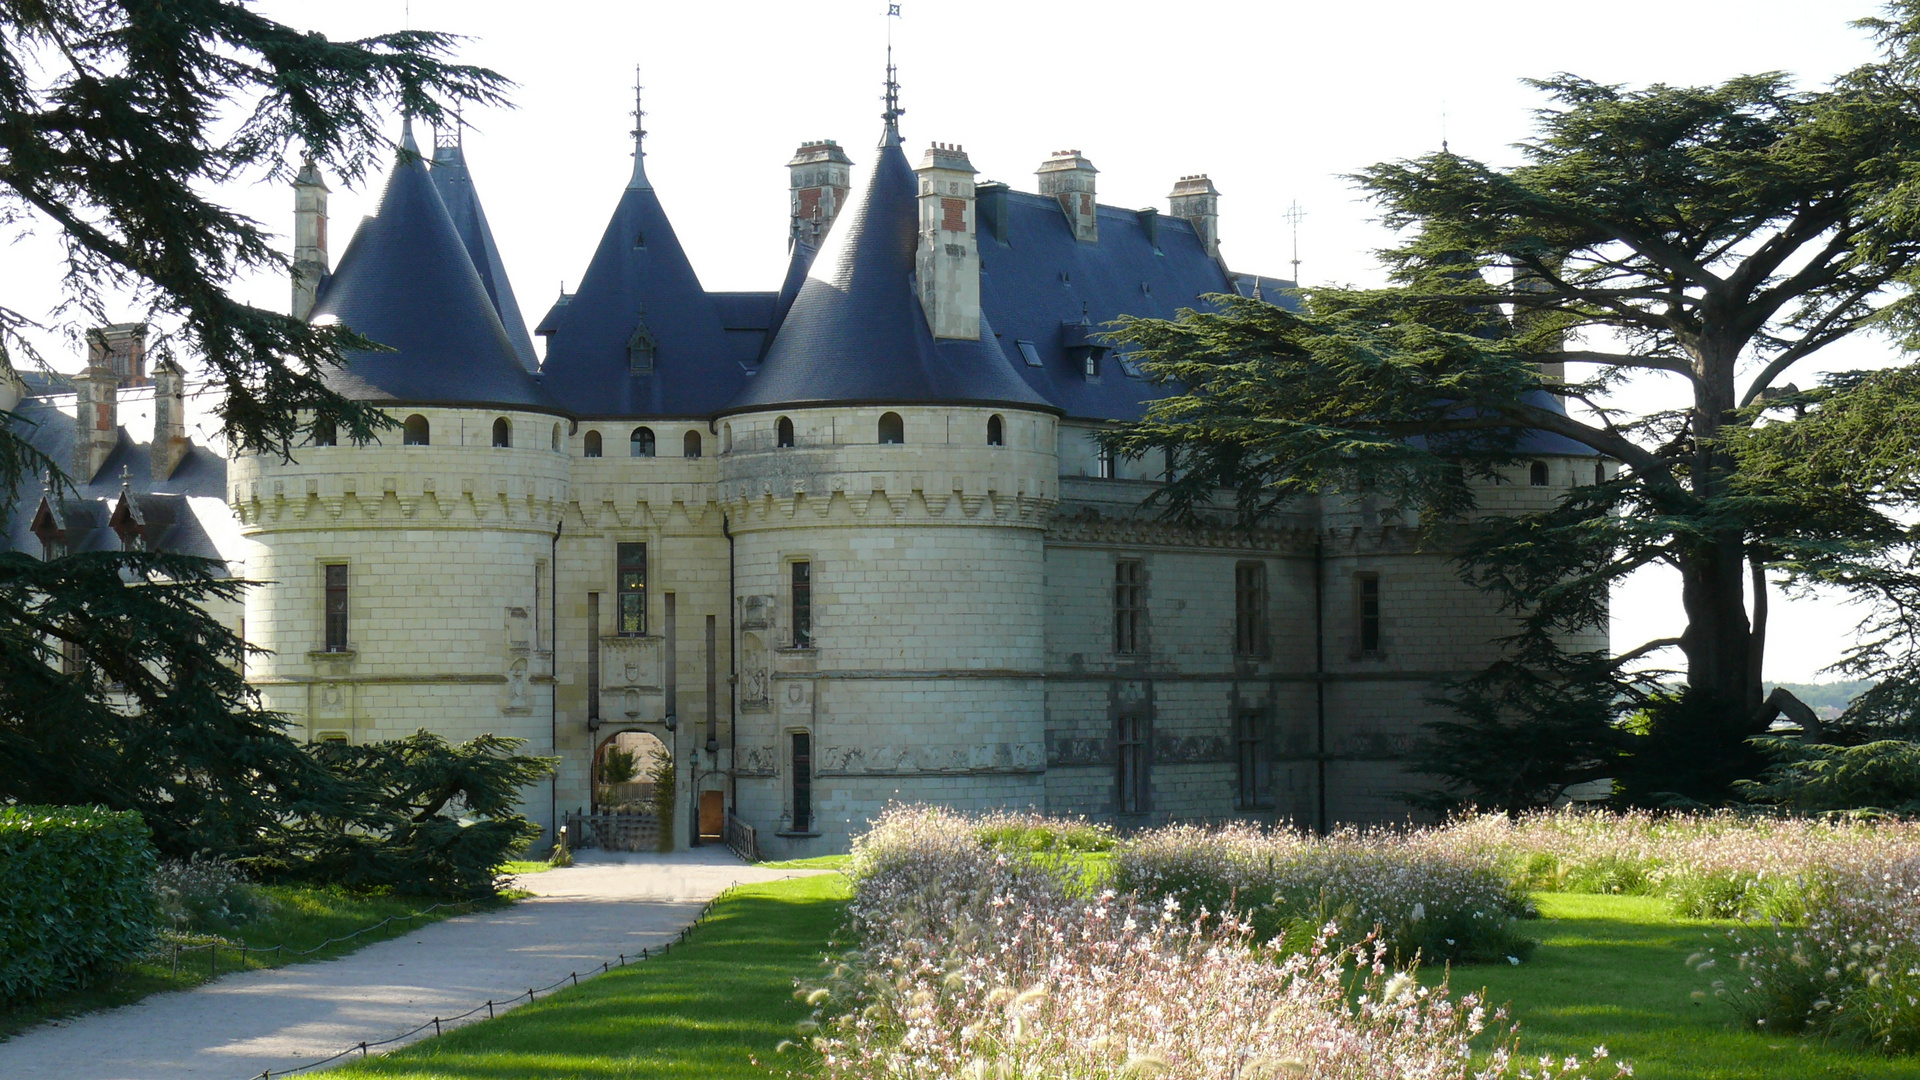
[725,126,1053,416]
[534,148,745,417]
[430,137,540,373]
[312,125,552,411]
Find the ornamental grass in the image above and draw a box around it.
[801,806,1626,1080]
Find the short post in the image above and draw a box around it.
[210,943,217,977]
[433,1017,441,1036]
[487,999,494,1019]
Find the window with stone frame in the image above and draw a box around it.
[1234,561,1269,657]
[790,730,814,833]
[617,543,647,635]
[1113,559,1145,655]
[1236,710,1272,809]
[323,563,348,652]
[1355,572,1382,656]
[1097,443,1117,479]
[1116,707,1150,814]
[790,561,812,647]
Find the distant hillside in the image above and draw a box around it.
[1769,680,1876,719]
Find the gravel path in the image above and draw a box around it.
[0,847,834,1080]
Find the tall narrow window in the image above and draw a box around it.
[62,637,88,678]
[791,561,812,647]
[584,430,602,457]
[1594,460,1605,484]
[878,412,904,444]
[551,423,561,451]
[683,430,702,458]
[587,592,601,723]
[631,427,655,457]
[403,414,430,446]
[1236,711,1270,808]
[324,564,348,652]
[1097,443,1117,479]
[791,732,813,833]
[1234,562,1268,657]
[1529,461,1549,486]
[492,417,512,447]
[1116,709,1149,813]
[1114,559,1144,655]
[987,414,1004,446]
[617,543,647,635]
[533,563,544,650]
[1357,573,1382,655]
[777,416,795,448]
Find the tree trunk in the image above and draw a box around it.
[1676,534,1755,711]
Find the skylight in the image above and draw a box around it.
[1016,340,1042,367]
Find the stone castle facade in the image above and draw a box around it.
[8,79,1602,857]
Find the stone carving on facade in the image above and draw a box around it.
[816,741,1043,777]
[778,679,812,715]
[741,632,768,709]
[506,658,530,713]
[741,594,774,630]
[600,634,661,690]
[1046,734,1107,767]
[735,744,779,777]
[1154,735,1229,764]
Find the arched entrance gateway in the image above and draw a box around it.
[575,729,668,850]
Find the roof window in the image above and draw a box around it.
[1016,340,1043,367]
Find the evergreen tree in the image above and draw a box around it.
[0,2,530,867]
[1110,3,1920,808]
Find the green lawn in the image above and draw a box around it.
[1453,893,1912,1080]
[327,873,850,1080]
[499,860,557,875]
[0,885,501,1041]
[757,854,850,870]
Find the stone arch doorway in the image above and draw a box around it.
[593,729,668,813]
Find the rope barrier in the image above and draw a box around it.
[237,885,738,1080]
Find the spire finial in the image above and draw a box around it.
[881,6,904,144]
[400,113,419,158]
[628,65,651,189]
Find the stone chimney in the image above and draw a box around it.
[788,140,852,250]
[71,351,119,483]
[86,323,147,387]
[1169,174,1221,260]
[915,142,980,341]
[292,159,330,321]
[151,358,189,481]
[1037,150,1099,243]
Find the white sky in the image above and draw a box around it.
[3,0,1901,680]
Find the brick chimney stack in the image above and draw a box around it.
[1037,150,1099,243]
[86,323,147,387]
[292,159,330,321]
[72,343,122,483]
[788,140,852,251]
[915,142,980,341]
[151,357,189,481]
[1169,174,1221,260]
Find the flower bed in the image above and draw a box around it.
[802,806,1623,1080]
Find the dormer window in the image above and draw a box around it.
[30,498,65,562]
[1084,353,1100,378]
[627,311,657,374]
[109,493,144,551]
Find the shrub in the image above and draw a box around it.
[650,753,676,853]
[810,805,1623,1080]
[0,805,157,1002]
[973,811,1115,854]
[1113,821,1535,964]
[152,857,271,933]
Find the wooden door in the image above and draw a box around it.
[699,790,724,840]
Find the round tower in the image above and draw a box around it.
[717,120,1061,855]
[233,126,568,843]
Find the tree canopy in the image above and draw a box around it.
[0,2,549,887]
[1110,2,1920,808]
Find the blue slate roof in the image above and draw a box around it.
[310,125,553,412]
[725,126,1054,416]
[430,138,540,373]
[533,150,748,418]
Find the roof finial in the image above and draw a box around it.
[881,5,904,145]
[400,112,419,159]
[628,65,651,189]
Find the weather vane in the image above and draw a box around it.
[1283,201,1306,284]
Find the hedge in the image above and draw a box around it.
[0,805,157,1002]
